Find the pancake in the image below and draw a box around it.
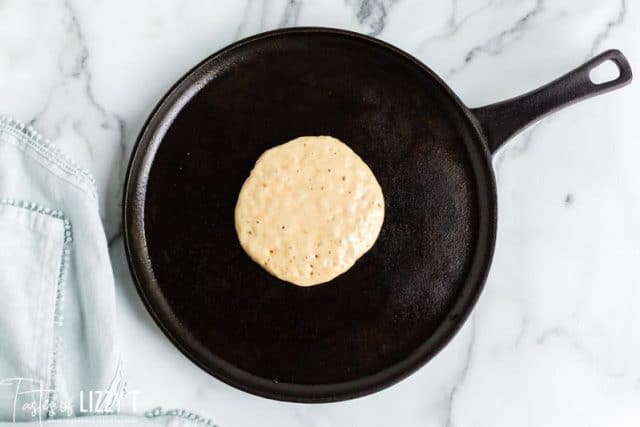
[234,136,385,286]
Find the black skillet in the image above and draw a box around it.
[123,28,632,402]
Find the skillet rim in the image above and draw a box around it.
[123,26,498,402]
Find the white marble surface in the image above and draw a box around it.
[1,0,639,425]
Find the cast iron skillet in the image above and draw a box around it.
[123,28,631,402]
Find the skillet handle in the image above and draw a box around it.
[470,49,632,154]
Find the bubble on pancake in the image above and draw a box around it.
[235,136,385,286]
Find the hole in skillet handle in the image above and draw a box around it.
[470,49,633,154]
[590,59,621,85]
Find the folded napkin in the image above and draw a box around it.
[0,116,216,427]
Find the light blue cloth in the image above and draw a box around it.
[0,116,216,427]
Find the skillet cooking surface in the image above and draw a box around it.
[126,29,496,401]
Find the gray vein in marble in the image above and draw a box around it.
[589,0,627,57]
[292,406,319,427]
[57,0,126,242]
[444,0,544,78]
[235,0,266,40]
[31,0,126,162]
[260,0,270,30]
[608,371,625,380]
[106,116,128,235]
[535,327,590,360]
[66,0,127,236]
[513,316,528,348]
[235,0,251,40]
[279,0,302,27]
[492,125,538,174]
[538,330,635,391]
[108,228,123,250]
[531,327,634,387]
[445,317,476,427]
[419,0,495,51]
[351,0,397,36]
[564,193,574,206]
[535,327,618,379]
[29,88,58,136]
[448,0,458,28]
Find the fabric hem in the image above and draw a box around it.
[145,407,219,426]
[0,116,98,200]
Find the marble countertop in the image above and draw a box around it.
[1,0,638,426]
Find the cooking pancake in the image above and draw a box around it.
[235,136,385,286]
